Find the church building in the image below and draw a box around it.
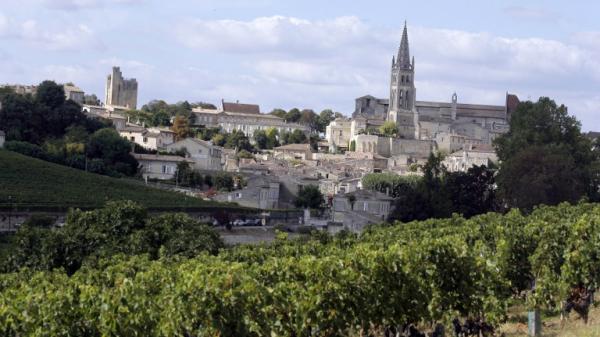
[327,22,519,165]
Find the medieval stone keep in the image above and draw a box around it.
[105,66,138,110]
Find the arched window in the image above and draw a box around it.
[406,75,410,83]
[401,75,404,83]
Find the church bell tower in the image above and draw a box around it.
[389,22,418,139]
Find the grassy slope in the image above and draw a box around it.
[500,306,600,337]
[0,149,241,211]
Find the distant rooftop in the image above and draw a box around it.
[132,153,188,162]
[222,101,260,114]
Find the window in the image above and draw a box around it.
[162,165,167,174]
[143,137,148,143]
[130,136,134,141]
[198,149,202,154]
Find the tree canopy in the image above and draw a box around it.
[295,185,325,209]
[494,97,599,209]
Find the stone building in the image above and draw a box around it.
[0,84,37,95]
[82,104,128,130]
[273,143,314,161]
[442,144,498,173]
[326,21,519,166]
[132,153,189,180]
[63,84,85,105]
[331,189,394,232]
[119,126,175,151]
[165,138,223,171]
[215,175,280,210]
[191,101,309,138]
[325,117,353,152]
[105,67,138,109]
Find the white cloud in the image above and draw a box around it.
[0,15,103,51]
[254,60,369,86]
[41,0,146,10]
[171,15,600,128]
[176,16,379,56]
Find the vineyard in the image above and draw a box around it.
[1,202,600,336]
[0,150,240,211]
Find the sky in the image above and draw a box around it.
[1,0,600,130]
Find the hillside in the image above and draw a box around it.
[0,149,241,211]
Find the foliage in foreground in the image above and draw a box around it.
[3,201,224,275]
[1,202,600,336]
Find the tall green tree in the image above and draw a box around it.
[495,97,598,209]
[316,109,335,133]
[285,108,301,123]
[86,128,138,176]
[295,185,324,209]
[36,80,65,109]
[254,130,268,150]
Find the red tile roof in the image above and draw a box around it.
[222,101,260,114]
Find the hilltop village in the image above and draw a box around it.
[1,24,522,231]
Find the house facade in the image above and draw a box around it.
[165,138,223,171]
[132,153,188,180]
[331,189,393,232]
[63,84,85,105]
[215,175,280,210]
[273,143,314,161]
[442,145,498,172]
[191,101,309,138]
[119,126,175,150]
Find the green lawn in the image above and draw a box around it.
[0,149,244,211]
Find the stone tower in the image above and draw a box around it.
[105,66,138,109]
[388,22,418,139]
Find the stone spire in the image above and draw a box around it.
[397,21,411,70]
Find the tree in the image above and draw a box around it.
[445,165,497,218]
[224,130,253,152]
[254,130,268,150]
[36,81,65,109]
[214,173,234,191]
[295,185,324,209]
[83,94,100,105]
[316,109,335,133]
[362,173,420,198]
[282,130,307,145]
[86,128,138,176]
[299,109,318,132]
[266,127,280,149]
[172,115,191,141]
[212,133,226,147]
[380,121,399,137]
[6,202,224,274]
[494,97,598,209]
[270,108,287,119]
[497,145,584,210]
[285,108,301,123]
